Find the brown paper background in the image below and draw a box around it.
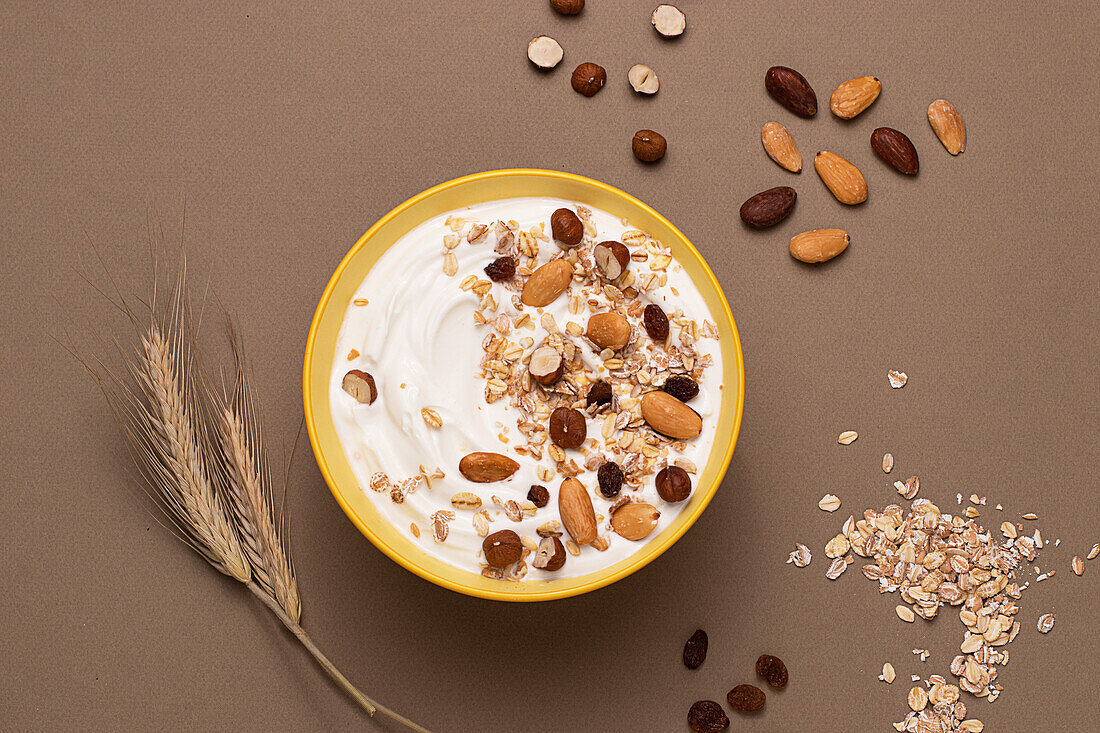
[3,1,1097,730]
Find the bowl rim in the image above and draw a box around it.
[303,168,745,601]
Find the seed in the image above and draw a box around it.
[683,629,708,669]
[341,370,377,405]
[881,662,896,683]
[928,99,966,155]
[531,536,567,571]
[755,654,788,689]
[1072,556,1084,576]
[726,684,765,713]
[815,150,868,205]
[896,605,916,623]
[686,700,728,733]
[838,430,858,445]
[882,453,894,473]
[818,494,841,512]
[656,465,692,502]
[789,228,850,263]
[907,685,928,712]
[596,461,624,498]
[632,129,667,162]
[550,208,584,246]
[764,65,817,118]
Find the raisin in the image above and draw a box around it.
[726,684,766,713]
[643,303,669,342]
[548,407,586,449]
[683,628,708,669]
[662,374,699,402]
[586,380,613,407]
[687,700,729,733]
[755,654,788,689]
[484,256,516,281]
[596,462,623,498]
[656,465,692,503]
[527,485,550,508]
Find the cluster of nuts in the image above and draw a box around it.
[741,65,967,264]
[526,3,688,163]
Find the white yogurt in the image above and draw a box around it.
[330,197,722,580]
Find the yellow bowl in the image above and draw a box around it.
[304,169,744,601]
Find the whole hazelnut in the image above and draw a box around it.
[550,208,584,246]
[632,129,667,162]
[532,536,567,571]
[548,407,587,449]
[593,241,630,280]
[483,529,523,569]
[527,485,551,508]
[550,0,584,14]
[571,62,606,97]
[656,465,692,502]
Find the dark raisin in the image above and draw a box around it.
[596,462,623,497]
[548,407,586,449]
[643,303,669,342]
[755,654,788,689]
[662,374,699,402]
[726,684,766,713]
[656,465,692,503]
[527,485,550,508]
[687,700,728,733]
[586,380,613,407]
[484,256,516,281]
[683,628,708,669]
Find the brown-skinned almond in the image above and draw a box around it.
[558,477,597,545]
[459,452,520,483]
[830,75,881,119]
[928,99,966,154]
[761,122,801,173]
[521,258,573,306]
[815,151,867,205]
[610,502,660,541]
[789,228,850,263]
[765,66,817,118]
[739,186,796,228]
[871,127,919,175]
[586,311,631,350]
[640,391,702,440]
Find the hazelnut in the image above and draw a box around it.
[642,303,670,341]
[528,484,550,508]
[483,529,522,569]
[341,370,377,404]
[651,4,686,37]
[593,241,630,280]
[528,345,564,386]
[632,129,667,162]
[571,62,606,97]
[549,0,584,14]
[628,64,659,94]
[597,461,624,498]
[484,256,516,281]
[656,465,692,502]
[586,380,613,407]
[548,407,587,449]
[550,208,584,246]
[532,536,567,571]
[662,374,699,402]
[527,35,564,70]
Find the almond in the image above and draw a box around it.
[586,311,631,350]
[765,66,817,118]
[558,477,597,545]
[458,452,520,483]
[640,390,702,440]
[521,258,573,306]
[739,186,796,228]
[610,502,660,541]
[789,228,850,263]
[928,99,966,155]
[761,121,802,173]
[870,127,919,175]
[814,151,867,205]
[829,75,881,119]
[341,370,377,404]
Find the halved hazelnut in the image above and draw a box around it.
[527,35,564,70]
[549,0,584,14]
[529,345,564,385]
[651,4,686,37]
[341,370,377,404]
[593,241,630,280]
[628,64,659,94]
[550,208,584,246]
[532,536,567,571]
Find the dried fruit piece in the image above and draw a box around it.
[765,66,818,118]
[683,629,708,668]
[761,121,802,172]
[628,63,659,94]
[739,186,797,228]
[550,0,584,14]
[789,228,850,263]
[641,390,702,440]
[928,99,966,155]
[755,654,788,689]
[571,62,606,97]
[483,529,522,569]
[527,35,564,70]
[656,465,692,502]
[532,536,567,571]
[550,208,584,246]
[597,461,624,498]
[521,258,573,306]
[529,345,564,385]
[662,374,699,402]
[632,129,667,162]
[484,256,516,281]
[558,477,597,545]
[818,494,841,512]
[586,380,613,407]
[726,684,765,713]
[593,240,630,280]
[829,75,881,119]
[586,311,632,350]
[610,502,660,540]
[341,370,377,404]
[527,485,550,508]
[815,150,867,205]
[652,4,686,38]
[549,407,587,449]
[870,127,919,175]
[908,685,928,711]
[643,303,670,341]
[458,452,520,483]
[837,430,858,445]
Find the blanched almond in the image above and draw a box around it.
[761,121,802,173]
[586,311,631,350]
[521,259,573,306]
[558,477,597,545]
[640,390,702,440]
[610,502,660,541]
[789,228,850,263]
[815,151,867,205]
[830,75,881,119]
